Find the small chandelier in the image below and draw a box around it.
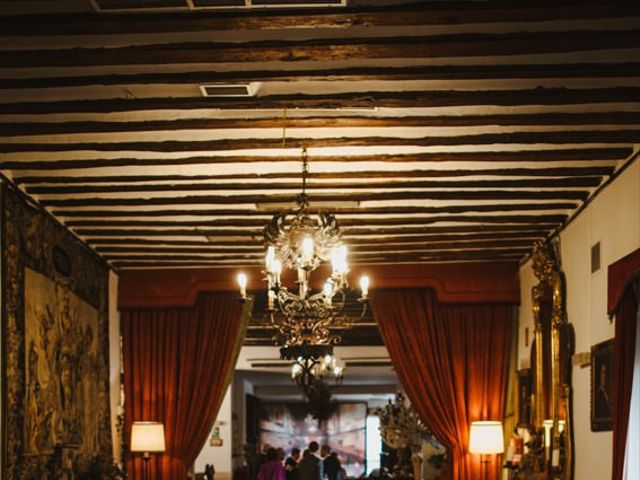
[291,350,344,390]
[237,148,370,358]
[376,392,426,449]
[375,392,429,480]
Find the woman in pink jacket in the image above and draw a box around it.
[257,447,286,480]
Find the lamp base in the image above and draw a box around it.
[142,452,150,480]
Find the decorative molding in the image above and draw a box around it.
[118,261,520,309]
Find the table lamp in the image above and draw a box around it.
[469,420,504,480]
[131,421,166,480]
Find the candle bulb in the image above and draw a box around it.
[323,281,333,306]
[331,247,339,275]
[272,260,282,286]
[337,245,348,281]
[360,275,370,299]
[268,290,276,310]
[265,245,275,271]
[301,237,314,264]
[237,273,247,299]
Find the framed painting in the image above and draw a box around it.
[591,339,614,431]
[517,368,532,427]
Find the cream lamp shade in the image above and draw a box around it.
[130,422,166,453]
[469,421,504,455]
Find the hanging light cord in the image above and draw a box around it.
[302,147,308,197]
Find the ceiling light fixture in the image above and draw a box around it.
[291,350,344,391]
[237,144,370,390]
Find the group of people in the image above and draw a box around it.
[250,441,344,480]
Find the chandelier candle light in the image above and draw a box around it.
[236,148,370,390]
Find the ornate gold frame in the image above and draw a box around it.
[522,241,574,479]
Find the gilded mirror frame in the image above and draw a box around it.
[521,240,574,480]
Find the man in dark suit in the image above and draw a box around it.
[322,448,341,480]
[296,441,323,480]
[285,447,301,480]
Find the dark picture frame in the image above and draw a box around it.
[591,339,614,431]
[517,368,532,427]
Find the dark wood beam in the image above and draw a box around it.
[2,3,636,36]
[4,112,640,137]
[77,224,556,238]
[0,148,629,171]
[3,88,639,114]
[108,250,529,266]
[51,202,579,217]
[41,190,589,207]
[16,167,613,185]
[25,177,602,194]
[103,248,531,262]
[2,62,638,89]
[4,130,639,153]
[2,29,637,68]
[85,230,549,246]
[94,238,535,254]
[64,214,568,228]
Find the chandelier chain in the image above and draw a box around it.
[300,147,309,208]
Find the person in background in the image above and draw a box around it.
[257,447,286,480]
[284,447,301,480]
[277,447,286,464]
[246,441,263,480]
[248,440,269,480]
[296,441,323,480]
[322,447,341,480]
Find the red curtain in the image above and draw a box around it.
[612,281,639,480]
[373,289,513,480]
[122,292,250,480]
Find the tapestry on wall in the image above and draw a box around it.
[259,402,366,477]
[2,185,112,479]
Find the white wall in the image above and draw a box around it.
[195,385,233,480]
[518,158,640,479]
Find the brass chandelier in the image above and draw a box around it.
[237,148,370,387]
[291,350,344,390]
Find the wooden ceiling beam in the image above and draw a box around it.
[3,130,638,153]
[64,214,569,228]
[3,62,638,89]
[2,3,636,36]
[4,3,638,35]
[3,88,640,114]
[2,29,637,68]
[50,203,579,217]
[94,239,535,254]
[85,230,549,246]
[17,168,613,186]
[25,177,603,195]
[40,190,589,207]
[0,148,629,171]
[77,224,556,238]
[4,112,640,137]
[108,250,528,266]
[104,249,531,262]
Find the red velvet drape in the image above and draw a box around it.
[612,281,639,480]
[373,289,513,480]
[122,292,249,480]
